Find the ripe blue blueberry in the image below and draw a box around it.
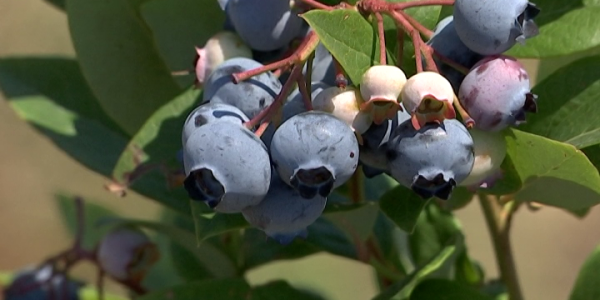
[387,119,475,200]
[242,172,327,245]
[261,81,330,150]
[182,102,249,146]
[458,55,538,132]
[453,0,540,55]
[4,265,81,300]
[226,0,304,51]
[270,111,359,199]
[427,16,484,92]
[202,57,282,119]
[183,121,271,212]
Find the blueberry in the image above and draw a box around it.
[387,119,475,200]
[97,227,159,282]
[270,111,359,198]
[427,16,485,93]
[242,172,326,244]
[202,57,282,119]
[226,0,304,51]
[458,55,538,132]
[359,108,411,176]
[182,102,249,146]
[4,265,81,300]
[453,0,540,55]
[261,81,330,150]
[183,121,271,212]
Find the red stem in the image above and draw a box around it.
[244,64,305,129]
[388,10,424,73]
[398,10,433,40]
[375,12,387,65]
[233,31,319,83]
[296,71,314,111]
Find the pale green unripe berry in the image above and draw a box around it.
[195,31,252,86]
[459,128,507,187]
[360,65,407,103]
[312,86,373,134]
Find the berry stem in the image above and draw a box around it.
[396,28,404,67]
[388,0,455,10]
[388,10,423,73]
[333,58,349,88]
[452,95,475,128]
[431,48,471,75]
[374,12,387,65]
[478,193,523,300]
[398,10,433,40]
[245,63,305,129]
[232,31,320,83]
[296,69,314,111]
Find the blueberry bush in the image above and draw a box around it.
[2,0,600,299]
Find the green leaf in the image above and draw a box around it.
[55,194,118,250]
[570,244,600,300]
[373,240,458,300]
[507,2,600,57]
[138,278,251,300]
[409,203,462,268]
[505,129,600,211]
[67,0,182,134]
[411,279,494,300]
[454,250,484,287]
[0,58,126,135]
[303,9,382,84]
[0,58,129,177]
[112,88,201,214]
[140,0,225,86]
[445,187,475,211]
[44,0,66,10]
[250,281,325,300]
[364,173,398,201]
[519,56,600,149]
[305,218,358,259]
[103,218,237,279]
[191,202,250,242]
[379,185,430,233]
[324,202,379,242]
[241,228,319,270]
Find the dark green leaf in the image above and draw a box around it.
[250,281,325,300]
[191,202,250,242]
[241,228,319,270]
[454,250,484,287]
[505,129,600,211]
[379,185,430,233]
[482,152,523,196]
[0,58,126,135]
[520,56,600,149]
[55,194,118,249]
[411,279,494,300]
[67,0,182,134]
[0,58,129,177]
[137,278,250,300]
[324,202,379,242]
[140,0,225,87]
[373,239,458,300]
[445,187,475,210]
[44,0,65,11]
[305,218,358,259]
[102,218,237,279]
[569,245,600,300]
[364,173,398,201]
[112,88,201,214]
[303,9,382,84]
[507,2,600,57]
[409,203,462,267]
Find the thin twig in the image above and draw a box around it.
[478,193,523,300]
[375,12,387,65]
[389,0,455,10]
[298,0,334,10]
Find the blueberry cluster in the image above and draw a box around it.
[182,0,540,244]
